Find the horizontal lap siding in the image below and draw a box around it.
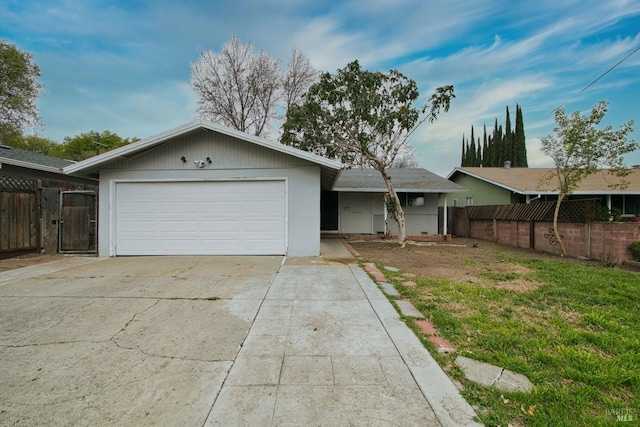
[105,130,314,171]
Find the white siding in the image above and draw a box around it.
[105,129,314,171]
[339,192,439,235]
[98,132,321,257]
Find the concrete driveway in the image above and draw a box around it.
[0,241,478,426]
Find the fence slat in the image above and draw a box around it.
[1,176,38,253]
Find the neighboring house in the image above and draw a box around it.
[445,166,640,216]
[0,144,98,257]
[325,168,466,236]
[64,120,343,257]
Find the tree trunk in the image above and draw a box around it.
[379,168,407,247]
[553,194,567,256]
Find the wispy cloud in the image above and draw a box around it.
[1,0,638,170]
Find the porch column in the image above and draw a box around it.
[443,195,448,235]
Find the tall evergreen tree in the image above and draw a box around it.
[482,124,488,166]
[459,105,529,167]
[514,104,527,167]
[504,106,513,164]
[469,127,477,166]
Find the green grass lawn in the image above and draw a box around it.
[380,256,640,426]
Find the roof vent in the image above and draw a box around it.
[503,161,511,169]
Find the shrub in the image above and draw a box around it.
[600,252,619,267]
[630,241,640,262]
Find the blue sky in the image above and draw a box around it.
[1,0,639,175]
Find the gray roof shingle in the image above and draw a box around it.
[0,144,74,171]
[333,168,467,193]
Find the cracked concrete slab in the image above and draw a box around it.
[0,241,479,426]
[0,255,281,426]
[456,355,534,392]
[0,341,231,426]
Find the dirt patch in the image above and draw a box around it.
[0,254,67,272]
[348,237,573,285]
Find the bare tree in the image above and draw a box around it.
[282,49,318,111]
[191,38,317,138]
[391,145,419,168]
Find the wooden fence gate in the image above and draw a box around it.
[0,176,39,257]
[59,191,97,253]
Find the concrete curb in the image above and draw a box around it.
[350,265,481,426]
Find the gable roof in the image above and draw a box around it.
[63,120,344,186]
[448,167,640,195]
[0,144,74,174]
[333,168,467,193]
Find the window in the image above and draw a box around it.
[397,192,425,207]
[408,194,425,207]
[453,199,458,207]
[465,197,474,206]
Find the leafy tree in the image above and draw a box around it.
[51,131,138,161]
[0,40,44,142]
[191,36,317,137]
[281,60,454,246]
[9,135,57,154]
[540,101,637,256]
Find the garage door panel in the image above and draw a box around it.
[115,181,286,255]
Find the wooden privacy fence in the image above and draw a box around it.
[0,176,39,256]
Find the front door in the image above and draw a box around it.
[340,193,372,234]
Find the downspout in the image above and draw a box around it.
[526,194,542,203]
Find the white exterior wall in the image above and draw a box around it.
[339,192,439,235]
[96,129,322,257]
[99,167,320,257]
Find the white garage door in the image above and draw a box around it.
[114,180,286,255]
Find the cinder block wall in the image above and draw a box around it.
[589,222,640,261]
[464,219,639,262]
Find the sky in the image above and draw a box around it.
[1,0,639,176]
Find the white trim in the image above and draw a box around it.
[110,177,289,256]
[0,158,69,174]
[332,187,467,193]
[448,167,640,195]
[447,167,524,194]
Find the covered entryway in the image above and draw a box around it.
[339,192,374,234]
[114,180,286,255]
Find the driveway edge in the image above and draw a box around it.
[350,265,482,427]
